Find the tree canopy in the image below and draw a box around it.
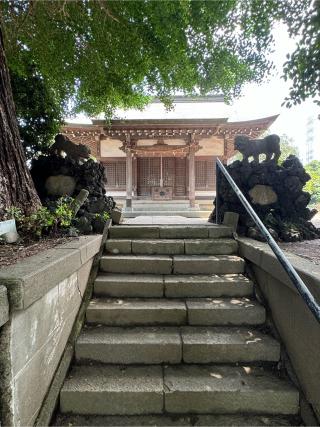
[10,60,64,159]
[1,0,311,118]
[283,1,320,107]
[278,134,299,164]
[305,160,320,205]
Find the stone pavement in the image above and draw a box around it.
[123,215,210,225]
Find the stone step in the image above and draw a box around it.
[94,274,164,298]
[75,326,280,365]
[164,365,299,415]
[123,211,208,218]
[76,327,182,364]
[86,298,265,326]
[181,327,279,363]
[60,366,163,415]
[54,413,300,426]
[164,274,253,298]
[100,255,245,275]
[172,255,245,275]
[109,225,232,240]
[86,298,187,326]
[105,239,238,256]
[186,298,266,326]
[93,274,253,298]
[100,255,172,274]
[60,365,299,416]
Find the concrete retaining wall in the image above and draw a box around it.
[238,238,320,422]
[0,235,102,426]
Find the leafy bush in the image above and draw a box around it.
[95,212,110,222]
[5,197,75,239]
[304,160,320,205]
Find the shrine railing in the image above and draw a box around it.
[215,157,320,324]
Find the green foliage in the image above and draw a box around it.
[304,160,320,205]
[283,1,320,107]
[0,0,309,117]
[97,212,110,222]
[5,197,75,239]
[52,196,75,228]
[278,134,299,164]
[10,60,64,159]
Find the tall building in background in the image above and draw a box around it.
[304,115,320,164]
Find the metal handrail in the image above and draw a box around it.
[216,158,320,324]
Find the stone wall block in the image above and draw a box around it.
[238,237,320,421]
[10,284,60,375]
[12,305,79,426]
[0,285,9,327]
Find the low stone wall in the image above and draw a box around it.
[0,286,9,328]
[238,238,320,423]
[0,235,102,426]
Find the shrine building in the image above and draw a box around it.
[62,96,277,215]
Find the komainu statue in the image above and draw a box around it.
[234,134,281,163]
[50,134,91,160]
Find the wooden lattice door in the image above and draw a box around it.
[175,158,186,196]
[163,158,175,187]
[137,157,160,196]
[195,158,216,190]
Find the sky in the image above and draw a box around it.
[68,23,320,163]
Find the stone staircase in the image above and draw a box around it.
[55,224,300,426]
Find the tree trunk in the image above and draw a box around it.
[0,26,41,219]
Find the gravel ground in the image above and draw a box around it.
[279,212,320,265]
[0,236,77,268]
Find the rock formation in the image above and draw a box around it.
[31,137,115,234]
[210,155,319,242]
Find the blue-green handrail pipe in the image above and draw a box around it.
[216,157,320,324]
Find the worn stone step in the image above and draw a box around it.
[94,274,164,298]
[60,365,299,416]
[109,225,232,240]
[100,255,172,274]
[94,273,253,299]
[86,299,187,326]
[173,255,245,275]
[100,255,244,275]
[105,239,238,256]
[107,239,184,255]
[60,365,163,415]
[184,239,238,255]
[164,365,299,415]
[86,298,264,326]
[76,327,182,364]
[164,274,253,298]
[54,413,300,426]
[109,226,160,239]
[181,327,280,363]
[75,326,279,365]
[56,414,300,426]
[186,298,266,325]
[159,225,232,239]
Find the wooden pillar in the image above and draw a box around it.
[133,156,138,197]
[126,148,133,208]
[222,135,228,164]
[188,150,195,208]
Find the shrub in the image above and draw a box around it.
[5,197,75,239]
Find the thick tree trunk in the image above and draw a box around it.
[0,26,41,219]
